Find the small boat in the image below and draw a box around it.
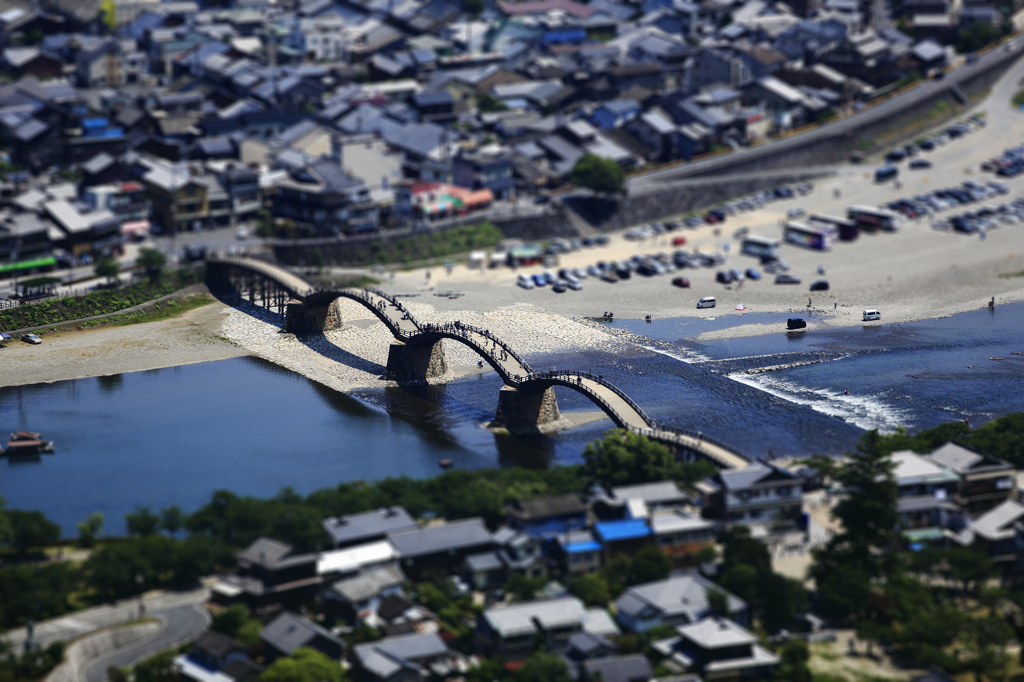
[2,431,55,456]
[786,318,807,331]
[439,459,454,469]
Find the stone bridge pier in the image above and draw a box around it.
[284,299,344,335]
[384,340,448,381]
[492,385,560,430]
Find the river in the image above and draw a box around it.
[2,304,1022,536]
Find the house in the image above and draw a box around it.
[505,493,589,538]
[317,540,400,581]
[353,632,453,682]
[452,149,515,201]
[0,210,53,268]
[2,47,64,79]
[649,509,716,566]
[81,182,150,225]
[375,594,439,636]
[270,154,378,234]
[652,617,779,680]
[174,631,257,682]
[962,499,1024,565]
[260,611,345,663]
[580,654,654,682]
[42,199,121,259]
[565,631,617,662]
[595,519,651,561]
[464,526,545,590]
[322,507,417,549]
[892,450,961,499]
[615,574,748,633]
[478,597,605,658]
[411,91,456,124]
[388,517,493,580]
[925,442,1016,514]
[551,529,603,576]
[627,109,680,162]
[75,37,147,87]
[698,464,803,528]
[592,99,641,130]
[593,481,692,520]
[211,537,321,609]
[322,564,406,621]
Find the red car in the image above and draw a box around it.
[672,276,691,288]
[672,236,687,246]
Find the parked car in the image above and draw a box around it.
[552,280,568,293]
[565,277,583,291]
[745,268,762,280]
[21,333,42,344]
[909,159,932,170]
[532,273,547,287]
[715,270,735,284]
[732,226,750,239]
[517,274,535,290]
[672,236,688,246]
[595,235,610,246]
[775,274,802,284]
[810,279,830,291]
[672,276,691,288]
[787,208,806,218]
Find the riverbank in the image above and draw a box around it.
[0,300,246,388]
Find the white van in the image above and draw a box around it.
[697,296,717,309]
[862,309,881,321]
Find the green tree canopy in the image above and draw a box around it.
[518,653,572,682]
[126,506,161,537]
[774,640,811,682]
[569,154,625,195]
[6,509,60,553]
[77,512,104,548]
[261,647,343,682]
[583,429,714,493]
[567,574,611,607]
[160,505,185,537]
[137,248,168,281]
[94,255,120,284]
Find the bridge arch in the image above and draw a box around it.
[206,255,750,469]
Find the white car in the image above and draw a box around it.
[235,227,250,240]
[565,277,583,291]
[21,333,42,345]
[516,274,535,290]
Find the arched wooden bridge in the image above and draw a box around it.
[207,255,750,470]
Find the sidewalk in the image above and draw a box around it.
[1,587,209,653]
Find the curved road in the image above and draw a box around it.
[84,604,209,682]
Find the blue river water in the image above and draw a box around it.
[1,303,1022,536]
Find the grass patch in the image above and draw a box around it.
[110,294,215,326]
[999,269,1024,278]
[0,268,202,331]
[1012,89,1024,109]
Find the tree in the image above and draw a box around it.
[0,495,12,549]
[5,509,60,553]
[136,248,167,282]
[518,653,572,682]
[505,574,547,602]
[261,648,344,682]
[126,507,161,537]
[963,615,1014,682]
[706,587,730,618]
[774,640,811,682]
[94,255,120,285]
[569,154,625,196]
[583,429,714,492]
[567,574,611,607]
[212,604,251,638]
[943,546,994,596]
[160,505,185,537]
[77,512,104,548]
[256,209,275,238]
[463,0,484,15]
[477,93,507,113]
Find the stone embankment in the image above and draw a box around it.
[46,622,160,682]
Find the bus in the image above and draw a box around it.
[740,235,781,260]
[809,213,859,241]
[847,205,900,232]
[875,165,899,183]
[783,221,836,250]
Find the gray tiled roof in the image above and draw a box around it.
[260,611,343,656]
[331,564,405,603]
[582,655,653,682]
[323,507,417,546]
[615,574,745,622]
[387,518,491,558]
[354,632,448,679]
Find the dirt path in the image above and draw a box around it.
[0,300,248,388]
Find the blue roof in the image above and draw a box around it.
[595,520,650,542]
[567,540,602,553]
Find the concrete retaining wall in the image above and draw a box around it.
[565,169,834,232]
[47,622,160,682]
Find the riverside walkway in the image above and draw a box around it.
[208,255,750,469]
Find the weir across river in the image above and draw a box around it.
[207,255,750,470]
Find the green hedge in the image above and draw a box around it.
[0,269,202,331]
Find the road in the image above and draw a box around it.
[1,588,208,653]
[83,604,209,682]
[627,35,1024,191]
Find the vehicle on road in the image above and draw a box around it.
[909,159,932,170]
[697,296,716,309]
[810,280,830,291]
[672,276,691,288]
[531,273,547,287]
[775,274,802,284]
[600,271,618,283]
[552,280,567,293]
[235,228,250,240]
[863,309,881,321]
[786,318,807,330]
[672,236,687,246]
[732,226,750,239]
[715,270,734,284]
[595,235,610,245]
[885,149,906,163]
[787,208,806,218]
[517,274,535,290]
[745,268,761,280]
[565,278,582,291]
[875,165,899,182]
[784,221,836,250]
[21,333,42,344]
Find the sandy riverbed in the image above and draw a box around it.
[0,300,247,388]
